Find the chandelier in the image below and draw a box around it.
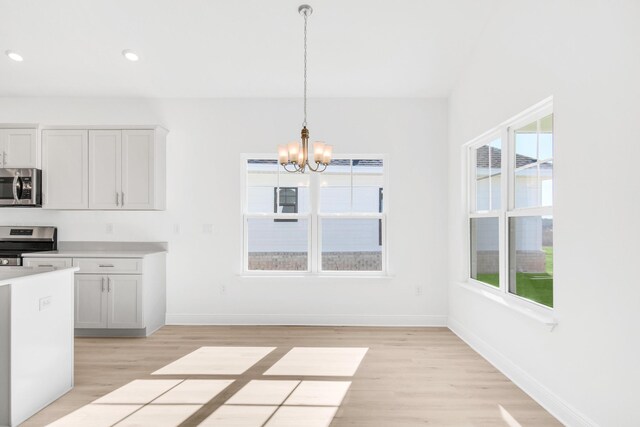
[278,4,332,173]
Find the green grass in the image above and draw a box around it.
[476,273,500,287]
[543,246,553,275]
[474,247,553,307]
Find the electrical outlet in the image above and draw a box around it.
[220,284,226,295]
[203,224,214,234]
[415,286,423,296]
[106,223,114,234]
[173,224,180,234]
[39,296,52,311]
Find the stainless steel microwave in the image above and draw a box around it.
[0,168,42,207]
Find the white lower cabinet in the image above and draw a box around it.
[75,275,108,328]
[74,274,142,329]
[23,257,73,269]
[107,275,143,328]
[25,253,165,336]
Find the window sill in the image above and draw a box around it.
[238,273,395,280]
[456,281,558,330]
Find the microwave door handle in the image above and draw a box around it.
[12,175,19,202]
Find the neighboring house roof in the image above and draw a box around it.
[476,146,551,170]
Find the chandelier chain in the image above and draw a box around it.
[303,12,308,127]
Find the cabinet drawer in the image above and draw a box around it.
[73,258,142,274]
[23,257,73,269]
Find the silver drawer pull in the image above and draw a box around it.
[99,264,115,268]
[38,264,54,267]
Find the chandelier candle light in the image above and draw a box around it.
[278,4,332,173]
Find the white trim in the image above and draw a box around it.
[463,96,554,149]
[506,208,553,217]
[41,124,168,131]
[244,213,312,219]
[507,103,554,134]
[237,273,395,279]
[166,313,447,327]
[469,212,500,219]
[0,123,40,129]
[458,281,556,326]
[448,317,599,427]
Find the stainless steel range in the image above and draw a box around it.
[0,226,57,266]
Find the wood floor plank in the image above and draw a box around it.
[21,326,561,426]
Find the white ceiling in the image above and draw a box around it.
[0,0,498,98]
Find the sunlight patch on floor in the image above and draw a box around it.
[264,347,368,377]
[47,346,366,426]
[152,346,276,375]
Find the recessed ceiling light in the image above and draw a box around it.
[5,50,23,62]
[122,49,139,62]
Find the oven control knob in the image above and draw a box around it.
[1,259,8,265]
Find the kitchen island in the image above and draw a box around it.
[0,267,77,427]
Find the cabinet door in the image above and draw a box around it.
[42,130,89,209]
[107,275,143,329]
[0,129,38,168]
[121,130,155,210]
[75,275,108,328]
[89,130,122,209]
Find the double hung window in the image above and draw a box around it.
[243,157,386,274]
[468,100,554,308]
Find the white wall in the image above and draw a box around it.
[448,1,640,426]
[0,97,449,326]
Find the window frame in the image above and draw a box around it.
[468,130,504,290]
[465,98,554,312]
[241,153,388,276]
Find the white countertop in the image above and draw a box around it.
[21,241,168,259]
[22,249,166,258]
[0,266,78,286]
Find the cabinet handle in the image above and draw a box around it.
[101,277,106,292]
[99,264,114,268]
[121,192,125,207]
[116,192,119,207]
[38,264,54,267]
[108,277,112,292]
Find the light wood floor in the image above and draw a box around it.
[22,326,561,426]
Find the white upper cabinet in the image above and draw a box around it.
[121,130,156,210]
[0,128,39,168]
[89,130,122,209]
[42,130,89,209]
[88,128,166,210]
[38,126,166,211]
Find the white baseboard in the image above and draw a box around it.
[448,317,598,427]
[166,313,447,327]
